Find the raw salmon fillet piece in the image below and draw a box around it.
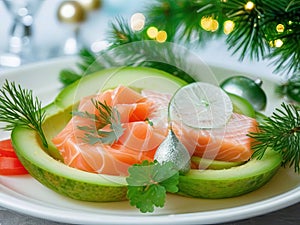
[173,113,258,162]
[52,85,258,176]
[52,86,170,176]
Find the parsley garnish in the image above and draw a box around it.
[126,160,179,213]
[75,100,124,144]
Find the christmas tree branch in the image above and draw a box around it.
[60,0,300,87]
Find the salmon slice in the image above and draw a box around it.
[115,102,152,123]
[173,113,258,162]
[52,85,258,176]
[52,85,170,176]
[110,85,146,105]
[117,121,166,151]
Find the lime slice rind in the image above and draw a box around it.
[169,82,233,129]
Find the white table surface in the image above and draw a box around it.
[0,1,299,224]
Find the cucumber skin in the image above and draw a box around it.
[178,149,282,199]
[16,148,128,202]
[178,167,280,199]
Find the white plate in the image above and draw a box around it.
[0,57,300,225]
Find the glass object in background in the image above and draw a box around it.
[56,0,87,56]
[77,0,102,12]
[0,0,44,68]
[55,0,102,56]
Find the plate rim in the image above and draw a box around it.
[1,179,300,225]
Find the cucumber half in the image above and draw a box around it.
[228,93,256,118]
[180,149,281,198]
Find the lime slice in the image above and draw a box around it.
[169,82,233,129]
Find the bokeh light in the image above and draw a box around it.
[130,13,146,31]
[147,26,158,39]
[276,24,285,33]
[156,30,167,43]
[200,17,219,32]
[244,1,255,11]
[224,20,235,35]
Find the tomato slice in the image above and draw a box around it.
[0,156,28,175]
[0,139,28,175]
[0,139,17,157]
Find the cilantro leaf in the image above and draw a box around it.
[160,173,179,193]
[127,184,166,213]
[126,160,179,213]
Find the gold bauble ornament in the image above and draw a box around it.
[57,1,86,24]
[77,0,102,11]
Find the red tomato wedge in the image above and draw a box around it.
[0,157,28,175]
[0,139,28,175]
[0,139,17,157]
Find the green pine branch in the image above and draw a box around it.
[59,0,300,89]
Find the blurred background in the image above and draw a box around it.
[0,0,276,81]
[0,0,148,67]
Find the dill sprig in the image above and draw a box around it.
[75,100,124,144]
[0,80,48,147]
[249,103,300,172]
